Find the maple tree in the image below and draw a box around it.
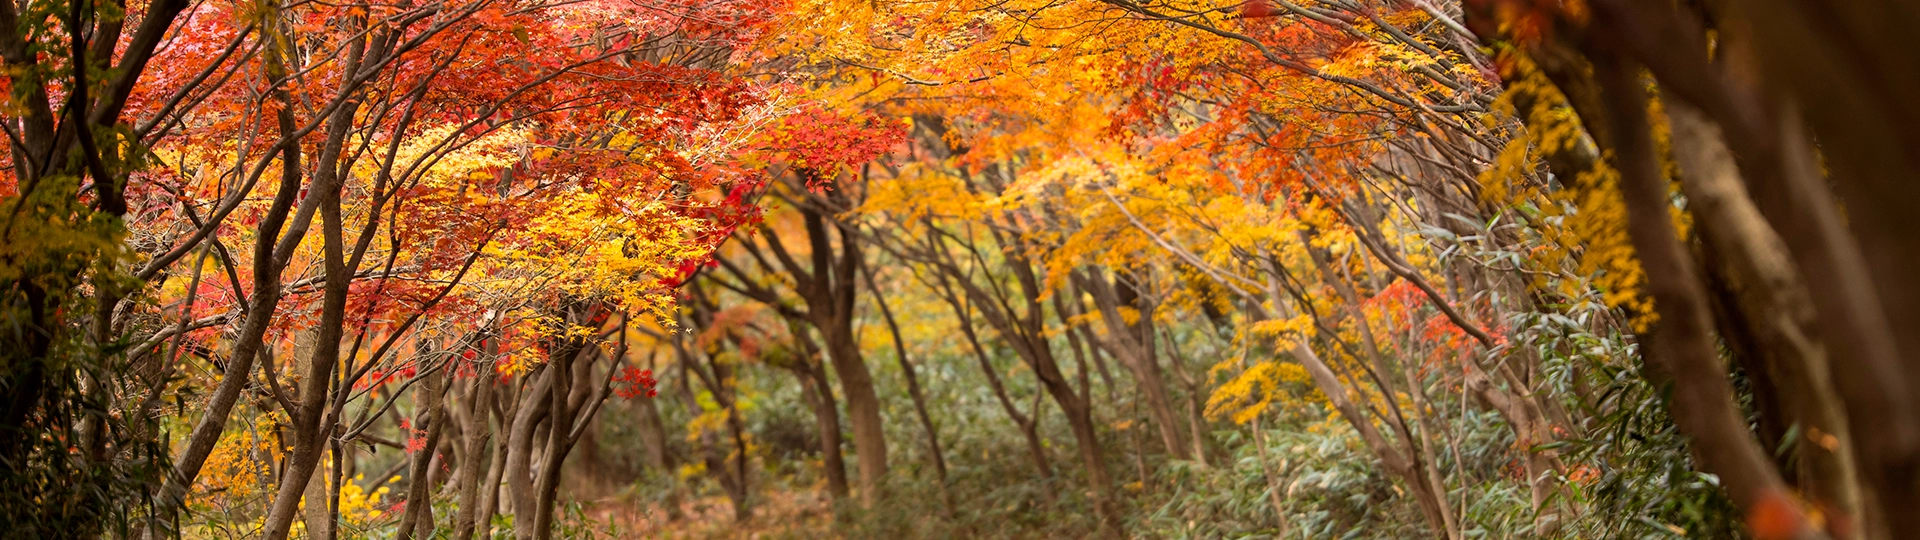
[5,0,1920,536]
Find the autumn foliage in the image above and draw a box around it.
[2,0,1918,537]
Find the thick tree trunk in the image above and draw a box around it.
[815,312,887,502]
[1574,3,1920,534]
[796,361,851,499]
[506,366,554,540]
[531,341,589,540]
[1665,98,1863,532]
[1723,0,1920,441]
[294,330,334,540]
[788,205,889,501]
[1592,53,1820,539]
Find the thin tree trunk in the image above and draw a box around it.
[677,341,752,523]
[1300,232,1479,533]
[1057,293,1118,406]
[788,324,851,500]
[863,261,950,487]
[1250,416,1292,536]
[149,30,317,529]
[949,289,1053,480]
[630,375,682,521]
[476,381,513,537]
[452,340,498,540]
[1291,338,1457,540]
[259,155,354,540]
[1076,271,1189,461]
[397,362,451,540]
[1160,329,1213,468]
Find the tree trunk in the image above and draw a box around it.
[1291,338,1457,540]
[1592,53,1819,538]
[864,262,950,488]
[816,313,887,502]
[629,368,681,521]
[794,206,889,501]
[506,366,555,540]
[452,340,498,540]
[531,340,590,540]
[1587,4,1920,534]
[949,290,1053,480]
[675,346,752,523]
[1250,416,1292,536]
[788,325,851,500]
[475,382,513,537]
[396,363,451,540]
[294,330,334,540]
[259,150,354,540]
[1664,97,1863,532]
[1160,328,1213,468]
[149,32,317,527]
[1076,271,1189,461]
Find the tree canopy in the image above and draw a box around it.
[3,0,1919,537]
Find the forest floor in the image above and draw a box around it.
[580,489,837,538]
